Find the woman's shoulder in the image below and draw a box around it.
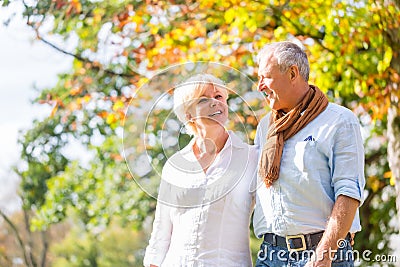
[228,131,258,158]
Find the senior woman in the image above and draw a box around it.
[143,74,258,267]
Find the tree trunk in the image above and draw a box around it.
[384,0,400,229]
[387,86,400,224]
[386,18,400,225]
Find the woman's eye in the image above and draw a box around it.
[215,95,222,99]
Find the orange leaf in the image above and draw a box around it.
[97,111,108,119]
[383,171,392,179]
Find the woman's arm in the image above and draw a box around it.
[143,198,173,267]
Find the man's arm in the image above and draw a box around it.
[306,114,365,267]
[306,195,359,267]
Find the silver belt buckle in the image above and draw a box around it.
[286,234,307,252]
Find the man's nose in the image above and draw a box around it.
[257,78,266,92]
[210,99,217,107]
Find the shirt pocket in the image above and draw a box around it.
[295,140,316,172]
[283,140,317,174]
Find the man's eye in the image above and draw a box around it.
[198,98,208,103]
[215,95,222,99]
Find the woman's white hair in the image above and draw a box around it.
[173,74,227,135]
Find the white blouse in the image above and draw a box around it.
[143,131,258,267]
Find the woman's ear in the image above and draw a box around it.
[186,113,193,122]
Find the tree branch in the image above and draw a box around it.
[27,24,141,79]
[365,149,384,166]
[23,210,37,267]
[0,210,32,267]
[274,6,366,79]
[40,231,48,267]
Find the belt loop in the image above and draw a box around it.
[305,234,312,249]
[272,234,277,246]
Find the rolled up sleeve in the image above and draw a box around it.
[331,119,365,206]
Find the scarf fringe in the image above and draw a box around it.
[263,166,279,188]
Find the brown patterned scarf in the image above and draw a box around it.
[259,85,329,188]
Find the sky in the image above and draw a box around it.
[0,3,72,213]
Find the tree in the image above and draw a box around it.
[0,208,70,267]
[50,220,147,267]
[0,116,71,267]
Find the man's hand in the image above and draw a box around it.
[305,195,359,267]
[304,256,332,267]
[350,233,355,246]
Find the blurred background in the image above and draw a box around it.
[0,0,399,266]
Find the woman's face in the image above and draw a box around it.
[187,83,228,130]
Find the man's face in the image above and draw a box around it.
[257,53,293,112]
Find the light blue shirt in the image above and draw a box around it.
[253,103,365,237]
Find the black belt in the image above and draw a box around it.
[263,231,325,252]
[263,232,352,252]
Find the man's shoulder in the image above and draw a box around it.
[258,112,271,128]
[324,103,359,124]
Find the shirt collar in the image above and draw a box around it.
[227,130,247,149]
[183,130,246,153]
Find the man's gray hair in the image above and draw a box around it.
[257,41,310,81]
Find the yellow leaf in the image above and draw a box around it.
[371,179,380,192]
[150,25,159,35]
[224,8,236,24]
[106,113,117,125]
[246,19,257,33]
[131,14,142,24]
[113,100,125,111]
[137,77,149,88]
[83,95,91,103]
[250,129,256,140]
[283,10,291,18]
[50,102,59,117]
[274,26,286,39]
[390,176,395,186]
[73,60,83,69]
[378,47,392,73]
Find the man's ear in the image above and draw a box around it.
[290,70,295,80]
[290,65,299,81]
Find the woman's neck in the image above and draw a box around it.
[193,126,229,157]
